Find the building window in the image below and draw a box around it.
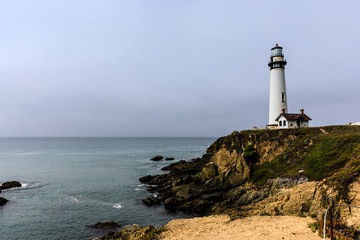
[283,120,286,126]
[279,121,282,127]
[290,123,293,127]
[281,92,286,102]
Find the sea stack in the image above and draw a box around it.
[268,44,288,127]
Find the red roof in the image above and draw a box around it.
[275,113,312,121]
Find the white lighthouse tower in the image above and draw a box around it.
[268,44,288,127]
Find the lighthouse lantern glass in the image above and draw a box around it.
[271,48,282,57]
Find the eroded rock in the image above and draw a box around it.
[93,224,164,240]
[139,126,360,221]
[94,221,120,229]
[142,197,161,206]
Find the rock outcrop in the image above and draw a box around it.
[150,156,163,161]
[0,181,21,190]
[94,221,121,229]
[140,126,360,222]
[0,197,8,206]
[0,181,22,207]
[93,224,167,240]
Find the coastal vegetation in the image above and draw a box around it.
[98,125,360,239]
[139,125,360,218]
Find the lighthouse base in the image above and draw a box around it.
[266,124,278,130]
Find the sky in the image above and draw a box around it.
[0,0,359,137]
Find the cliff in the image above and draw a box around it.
[140,125,360,226]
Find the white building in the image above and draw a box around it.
[276,109,312,129]
[267,44,312,129]
[268,44,288,127]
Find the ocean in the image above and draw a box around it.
[0,137,216,240]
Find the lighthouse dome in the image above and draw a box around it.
[271,44,283,57]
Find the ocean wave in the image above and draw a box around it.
[21,182,48,190]
[112,203,123,209]
[68,195,81,204]
[15,152,42,155]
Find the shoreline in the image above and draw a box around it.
[160,215,323,240]
[94,214,324,240]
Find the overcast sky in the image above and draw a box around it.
[0,1,359,137]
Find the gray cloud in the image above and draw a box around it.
[0,0,359,137]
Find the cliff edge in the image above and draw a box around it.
[140,125,360,226]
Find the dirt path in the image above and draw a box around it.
[160,215,324,240]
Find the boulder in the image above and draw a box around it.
[142,197,161,206]
[150,155,163,161]
[0,181,21,190]
[94,221,120,229]
[164,197,180,210]
[139,175,153,183]
[0,197,8,206]
[165,157,175,161]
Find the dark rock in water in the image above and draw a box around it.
[139,157,212,215]
[146,185,157,193]
[94,221,120,229]
[165,157,175,161]
[0,197,8,206]
[0,181,21,190]
[139,175,153,183]
[150,155,163,161]
[142,197,161,206]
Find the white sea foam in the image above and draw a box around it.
[112,203,123,209]
[134,188,141,191]
[69,196,81,203]
[19,182,48,190]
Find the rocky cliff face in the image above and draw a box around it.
[140,126,360,224]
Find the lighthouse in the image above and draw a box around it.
[268,44,288,126]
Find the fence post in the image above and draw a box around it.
[329,206,334,240]
[327,197,335,240]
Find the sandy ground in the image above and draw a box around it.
[160,215,324,240]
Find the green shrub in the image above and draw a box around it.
[243,144,257,163]
[250,126,360,196]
